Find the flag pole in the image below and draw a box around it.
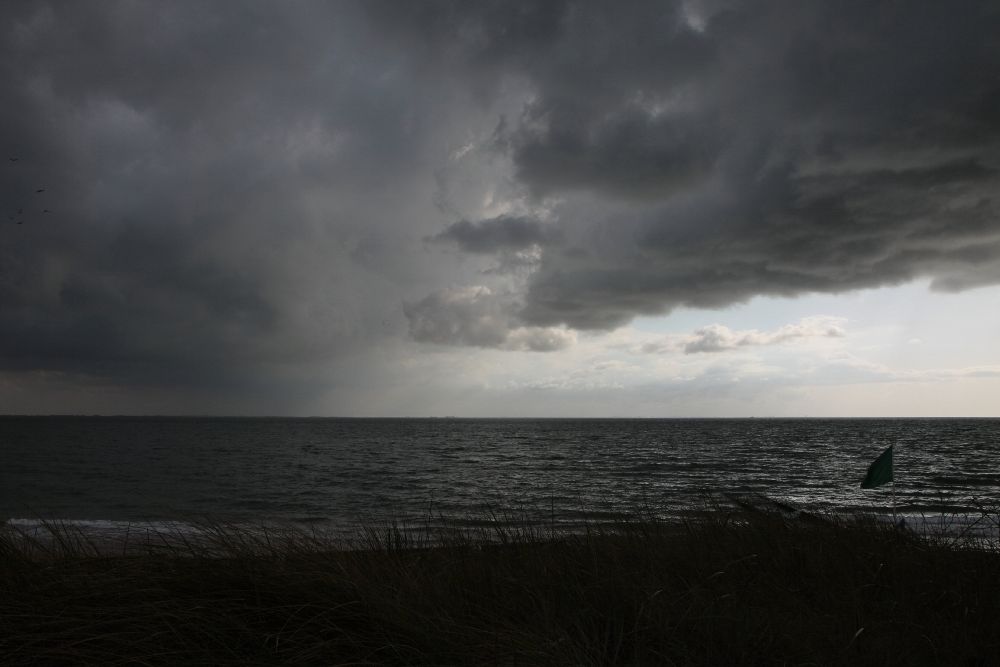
[892,444,898,527]
[889,443,895,526]
[892,446,899,527]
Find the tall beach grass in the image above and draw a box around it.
[2,505,1000,665]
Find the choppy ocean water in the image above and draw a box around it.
[2,417,1000,535]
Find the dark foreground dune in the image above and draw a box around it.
[2,509,1000,666]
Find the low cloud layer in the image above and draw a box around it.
[639,316,846,354]
[681,317,846,354]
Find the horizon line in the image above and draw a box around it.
[1,414,998,420]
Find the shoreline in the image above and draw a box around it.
[5,497,1000,555]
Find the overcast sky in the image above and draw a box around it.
[2,1,1000,416]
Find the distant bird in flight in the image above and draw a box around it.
[35,189,45,193]
[8,157,18,162]
[43,209,52,213]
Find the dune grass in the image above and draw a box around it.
[2,509,1000,665]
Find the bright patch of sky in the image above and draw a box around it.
[634,280,1000,370]
[335,281,1000,418]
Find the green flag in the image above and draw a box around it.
[860,445,893,489]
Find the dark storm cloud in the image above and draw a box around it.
[374,0,719,198]
[384,0,1000,331]
[521,155,1000,328]
[5,0,1000,410]
[0,1,466,401]
[427,215,556,253]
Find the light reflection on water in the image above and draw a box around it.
[2,417,999,528]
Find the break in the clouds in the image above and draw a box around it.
[2,0,1000,414]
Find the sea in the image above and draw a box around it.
[3,417,1000,540]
